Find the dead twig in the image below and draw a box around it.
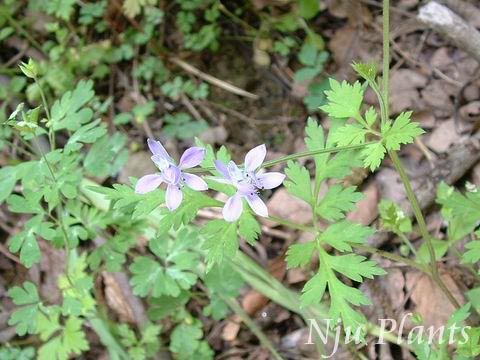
[418,1,480,64]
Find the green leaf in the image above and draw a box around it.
[298,0,320,19]
[9,215,55,268]
[301,250,374,335]
[8,282,41,336]
[362,142,386,171]
[7,191,44,214]
[284,160,312,205]
[352,62,378,83]
[298,44,317,66]
[330,253,386,281]
[238,212,261,245]
[330,124,367,147]
[382,111,425,151]
[38,315,89,360]
[318,221,374,252]
[304,117,325,169]
[320,79,364,119]
[379,199,412,234]
[286,241,316,268]
[365,106,378,127]
[316,185,364,221]
[129,257,167,297]
[67,119,107,148]
[169,320,209,359]
[51,79,94,129]
[463,241,480,264]
[294,67,322,82]
[202,220,238,269]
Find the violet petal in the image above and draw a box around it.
[244,144,266,172]
[147,138,171,161]
[166,184,183,211]
[179,147,206,169]
[245,193,268,218]
[135,174,163,194]
[255,172,286,189]
[183,173,208,191]
[223,193,243,222]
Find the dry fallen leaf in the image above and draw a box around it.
[347,182,379,225]
[425,119,462,153]
[390,69,427,114]
[103,272,136,324]
[221,315,241,342]
[267,188,313,225]
[405,271,464,329]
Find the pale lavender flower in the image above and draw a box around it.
[215,144,285,222]
[135,138,207,211]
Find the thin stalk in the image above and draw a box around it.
[267,215,315,232]
[354,244,426,272]
[262,143,373,168]
[187,143,374,174]
[380,0,460,310]
[382,0,390,120]
[33,77,54,150]
[398,232,417,257]
[389,151,460,308]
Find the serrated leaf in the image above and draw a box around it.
[319,221,374,252]
[284,160,312,205]
[365,106,378,127]
[361,142,386,171]
[330,254,386,281]
[321,79,364,119]
[463,241,480,264]
[352,62,378,82]
[8,282,40,335]
[169,320,208,358]
[316,185,363,221]
[286,241,316,268]
[38,316,89,360]
[202,220,238,269]
[383,111,425,151]
[238,212,261,245]
[330,124,367,147]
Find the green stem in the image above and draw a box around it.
[382,0,390,121]
[267,215,315,232]
[389,151,460,309]
[262,143,372,168]
[33,77,54,150]
[188,143,374,174]
[354,244,426,272]
[397,231,417,257]
[380,0,460,310]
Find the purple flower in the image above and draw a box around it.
[214,144,285,222]
[135,138,208,211]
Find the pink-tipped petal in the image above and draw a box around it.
[255,172,286,189]
[223,193,243,222]
[135,174,163,194]
[183,173,208,191]
[244,144,267,172]
[179,147,206,169]
[166,184,183,211]
[147,138,171,160]
[246,193,268,218]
